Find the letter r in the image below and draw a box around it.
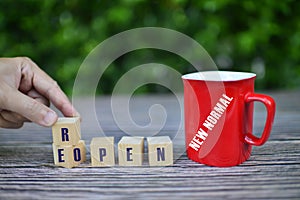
[61,128,69,142]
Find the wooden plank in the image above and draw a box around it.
[0,91,299,199]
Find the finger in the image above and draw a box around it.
[27,89,50,107]
[4,89,58,127]
[1,89,51,125]
[35,77,79,117]
[0,110,29,124]
[18,57,34,93]
[20,58,79,117]
[0,113,23,129]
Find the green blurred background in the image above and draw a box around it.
[0,0,299,95]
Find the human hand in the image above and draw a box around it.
[0,57,79,128]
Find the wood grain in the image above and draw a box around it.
[0,91,300,199]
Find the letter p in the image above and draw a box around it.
[99,148,107,162]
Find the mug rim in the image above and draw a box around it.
[182,71,256,82]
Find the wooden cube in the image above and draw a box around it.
[118,136,144,166]
[52,140,86,168]
[90,137,115,167]
[52,117,81,146]
[147,136,173,166]
[77,140,86,163]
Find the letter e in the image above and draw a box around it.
[126,147,133,161]
[58,149,65,162]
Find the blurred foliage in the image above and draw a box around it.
[0,0,299,95]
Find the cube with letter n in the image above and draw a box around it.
[147,136,173,166]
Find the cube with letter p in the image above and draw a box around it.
[90,137,115,167]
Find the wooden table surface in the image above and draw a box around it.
[0,90,299,200]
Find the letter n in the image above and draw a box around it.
[157,147,165,161]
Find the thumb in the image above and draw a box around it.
[4,89,58,127]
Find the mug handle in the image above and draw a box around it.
[244,93,276,146]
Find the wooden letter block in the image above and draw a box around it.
[147,136,173,166]
[52,140,86,168]
[90,137,115,167]
[52,117,81,146]
[77,140,86,163]
[118,136,144,166]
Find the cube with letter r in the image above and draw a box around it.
[52,117,81,145]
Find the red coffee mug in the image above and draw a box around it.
[182,71,276,167]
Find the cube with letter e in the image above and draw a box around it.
[118,136,144,166]
[52,140,86,168]
[52,117,85,168]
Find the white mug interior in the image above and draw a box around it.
[182,71,256,82]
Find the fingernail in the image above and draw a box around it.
[74,110,81,117]
[70,106,80,117]
[43,111,57,126]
